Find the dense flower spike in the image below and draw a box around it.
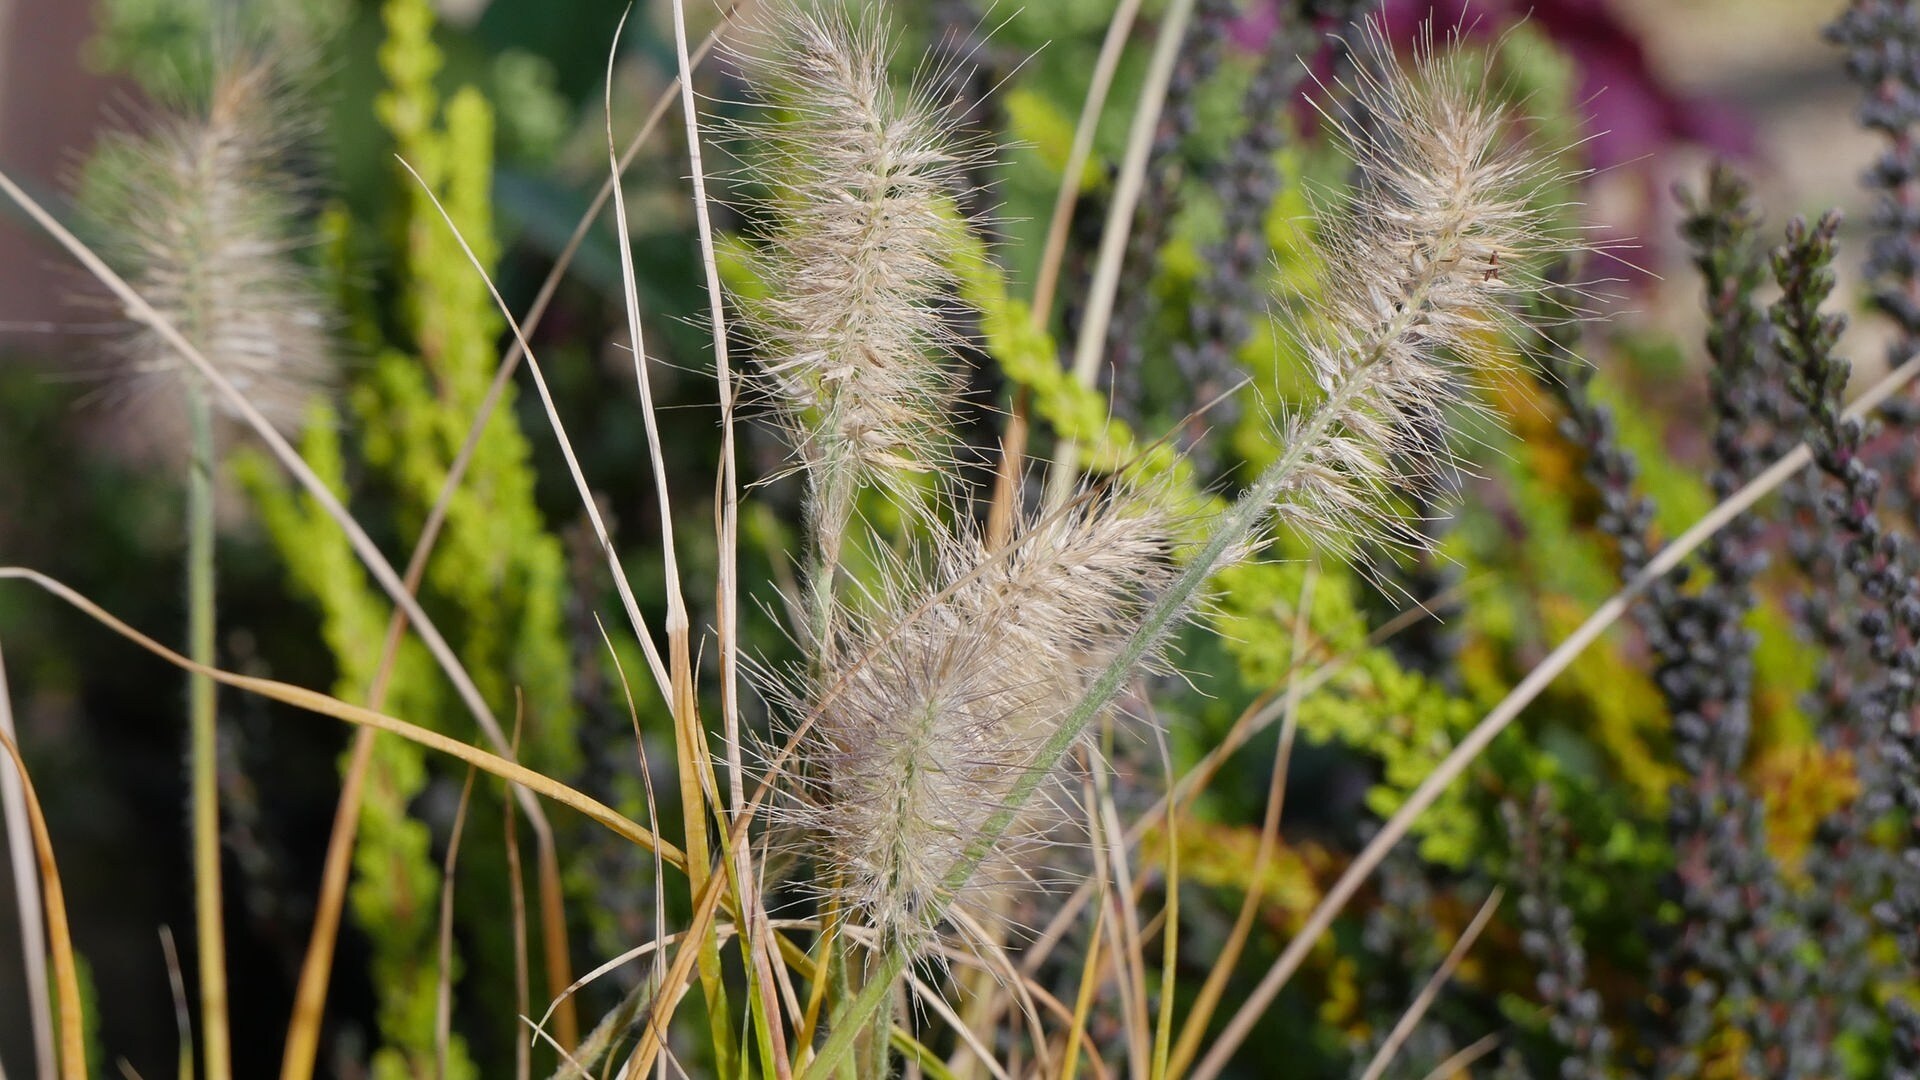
[1640,173,1819,1079]
[787,492,1177,952]
[734,4,979,514]
[86,54,332,432]
[1265,26,1577,559]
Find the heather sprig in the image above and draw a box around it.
[1827,0,1920,343]
[1504,789,1613,1078]
[1638,171,1805,1078]
[1773,209,1920,1074]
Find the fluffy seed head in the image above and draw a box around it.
[1268,24,1583,558]
[731,3,983,496]
[780,490,1178,952]
[84,52,333,433]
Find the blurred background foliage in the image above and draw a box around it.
[0,0,1909,1076]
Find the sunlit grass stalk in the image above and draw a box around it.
[184,382,229,1080]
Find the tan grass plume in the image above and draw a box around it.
[779,488,1179,954]
[1265,23,1584,560]
[84,51,333,433]
[732,3,985,543]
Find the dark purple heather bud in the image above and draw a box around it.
[1503,790,1613,1079]
[1828,0,1920,348]
[1773,209,1920,1075]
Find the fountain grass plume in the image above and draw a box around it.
[729,2,990,583]
[75,46,334,1080]
[777,486,1180,955]
[84,50,333,433]
[1266,22,1583,562]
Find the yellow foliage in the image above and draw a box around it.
[1136,815,1329,934]
[1750,742,1860,876]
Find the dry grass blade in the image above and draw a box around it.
[1149,723,1179,1080]
[534,840,578,1050]
[1167,567,1317,1077]
[1190,350,1920,1079]
[0,720,84,1079]
[943,908,1051,1078]
[1058,898,1109,1080]
[595,612,672,1074]
[669,0,743,811]
[160,927,190,1080]
[1045,0,1198,508]
[1357,888,1504,1080]
[599,7,734,1065]
[282,728,373,1080]
[504,765,533,1080]
[986,0,1145,549]
[908,974,1010,1080]
[0,645,53,1080]
[436,764,481,1080]
[668,0,788,1064]
[0,567,684,867]
[627,862,728,1078]
[1094,755,1151,1080]
[1415,1033,1501,1080]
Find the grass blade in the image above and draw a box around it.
[0,701,85,1078]
[1356,888,1504,1080]
[0,567,683,866]
[0,645,54,1080]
